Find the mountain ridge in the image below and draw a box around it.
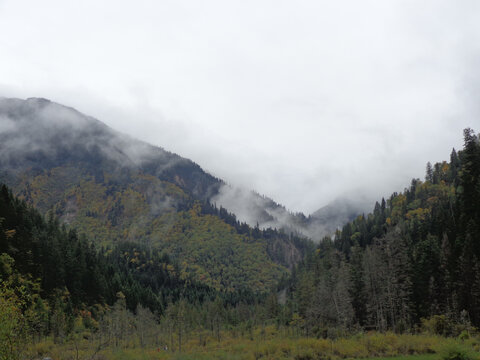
[0,97,361,240]
[0,96,318,292]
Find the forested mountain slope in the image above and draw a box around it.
[287,128,480,333]
[0,183,219,313]
[0,97,359,242]
[0,97,313,292]
[0,183,273,356]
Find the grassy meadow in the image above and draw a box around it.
[24,328,480,360]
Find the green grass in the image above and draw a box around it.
[25,331,480,360]
[367,354,439,360]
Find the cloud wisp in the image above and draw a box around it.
[0,1,479,214]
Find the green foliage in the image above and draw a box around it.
[0,287,24,360]
[161,204,285,292]
[0,278,28,360]
[440,343,476,360]
[23,330,478,360]
[422,315,451,336]
[285,128,480,332]
[4,166,307,293]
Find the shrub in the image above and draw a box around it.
[459,330,471,341]
[440,344,475,360]
[422,315,449,335]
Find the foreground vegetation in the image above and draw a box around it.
[18,330,480,360]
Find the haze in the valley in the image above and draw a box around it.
[1,0,479,216]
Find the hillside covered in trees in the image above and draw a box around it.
[287,128,480,334]
[0,183,271,358]
[0,97,314,293]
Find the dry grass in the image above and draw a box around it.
[26,329,480,360]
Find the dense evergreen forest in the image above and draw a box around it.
[2,128,480,359]
[288,128,480,334]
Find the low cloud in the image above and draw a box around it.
[212,183,371,240]
[0,98,185,176]
[1,0,479,216]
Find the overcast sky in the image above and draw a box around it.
[1,0,480,214]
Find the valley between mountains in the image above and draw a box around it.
[2,97,480,359]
